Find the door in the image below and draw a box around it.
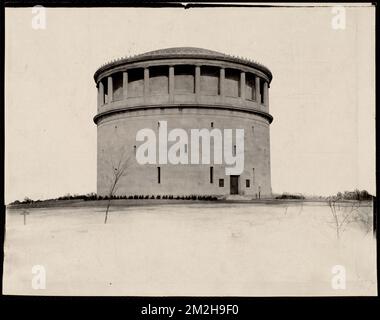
[230,175,239,195]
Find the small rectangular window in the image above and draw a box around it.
[158,167,161,184]
[219,179,224,187]
[252,168,255,184]
[211,122,214,128]
[233,145,236,156]
[246,179,250,188]
[210,167,213,183]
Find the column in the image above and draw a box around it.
[123,71,128,99]
[263,81,269,108]
[219,68,225,97]
[169,66,174,102]
[98,81,104,106]
[195,65,201,99]
[255,76,261,104]
[240,71,246,100]
[107,76,113,103]
[144,67,149,97]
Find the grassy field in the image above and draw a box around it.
[3,201,377,296]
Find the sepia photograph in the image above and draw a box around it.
[3,2,377,299]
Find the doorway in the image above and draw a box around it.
[230,175,239,194]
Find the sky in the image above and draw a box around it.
[5,5,375,203]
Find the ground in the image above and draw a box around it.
[3,201,377,296]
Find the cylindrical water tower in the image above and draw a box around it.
[94,47,273,197]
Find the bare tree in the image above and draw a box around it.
[350,203,373,234]
[327,196,365,239]
[103,151,131,224]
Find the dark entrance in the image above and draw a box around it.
[230,175,239,194]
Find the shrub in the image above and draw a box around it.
[275,193,305,200]
[83,193,97,201]
[338,189,373,201]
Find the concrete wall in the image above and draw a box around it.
[150,72,168,94]
[97,108,271,197]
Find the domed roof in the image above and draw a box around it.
[94,47,272,81]
[133,47,227,58]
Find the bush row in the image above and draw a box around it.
[10,193,218,205]
[336,190,373,201]
[94,194,218,201]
